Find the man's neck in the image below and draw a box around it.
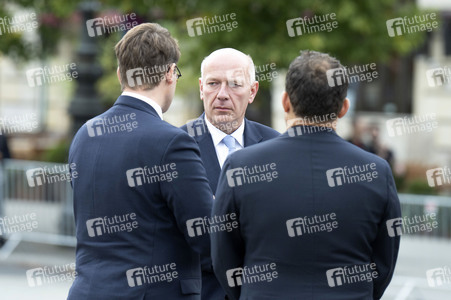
[286,114,337,131]
[123,88,164,109]
[207,116,244,135]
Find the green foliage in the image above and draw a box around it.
[0,0,435,108]
[97,31,122,107]
[403,178,438,195]
[2,0,432,63]
[40,140,71,163]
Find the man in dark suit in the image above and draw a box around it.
[68,23,213,300]
[181,48,279,299]
[212,50,401,299]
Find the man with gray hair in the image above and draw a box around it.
[181,48,279,299]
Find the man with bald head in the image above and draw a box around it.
[181,48,279,299]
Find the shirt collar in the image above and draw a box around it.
[204,116,245,147]
[121,91,163,120]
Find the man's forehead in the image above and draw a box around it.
[203,68,246,80]
[204,56,247,70]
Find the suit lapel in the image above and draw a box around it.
[243,118,263,147]
[194,115,221,193]
[193,117,263,193]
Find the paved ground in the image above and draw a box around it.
[0,236,450,299]
[0,242,75,299]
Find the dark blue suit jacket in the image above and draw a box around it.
[68,96,213,300]
[212,125,401,300]
[181,115,279,300]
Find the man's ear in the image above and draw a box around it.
[165,63,176,84]
[116,67,121,83]
[282,91,291,113]
[248,81,259,104]
[199,78,204,100]
[338,98,350,119]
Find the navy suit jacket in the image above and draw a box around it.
[181,114,280,193]
[212,125,401,300]
[68,96,213,300]
[181,115,279,300]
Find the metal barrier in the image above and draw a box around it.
[398,193,451,239]
[0,158,449,258]
[0,159,75,259]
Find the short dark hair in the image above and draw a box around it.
[285,50,348,120]
[115,23,180,90]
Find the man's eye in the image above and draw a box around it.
[207,82,218,86]
[229,81,243,87]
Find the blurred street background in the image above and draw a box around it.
[0,0,450,299]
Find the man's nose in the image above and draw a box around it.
[216,82,230,100]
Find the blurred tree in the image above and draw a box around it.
[0,0,79,60]
[0,0,432,124]
[94,0,432,124]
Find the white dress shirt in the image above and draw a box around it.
[204,117,245,168]
[121,91,163,120]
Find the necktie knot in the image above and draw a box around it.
[222,135,237,154]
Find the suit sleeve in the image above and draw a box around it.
[211,157,245,300]
[371,162,401,299]
[160,132,214,263]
